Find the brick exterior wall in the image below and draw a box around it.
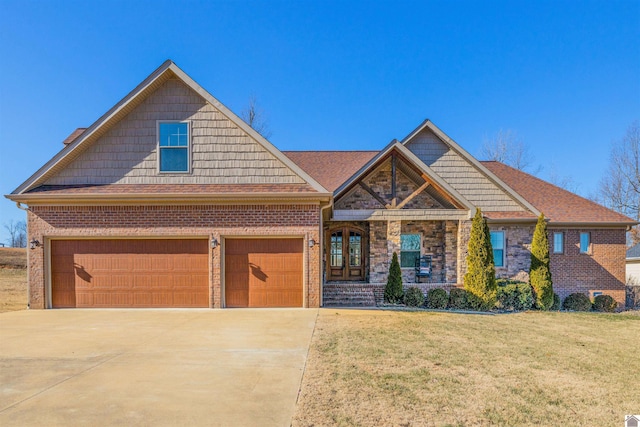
[27,204,321,309]
[549,228,626,307]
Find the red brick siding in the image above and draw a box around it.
[549,228,626,307]
[27,204,321,309]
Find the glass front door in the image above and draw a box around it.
[327,227,366,281]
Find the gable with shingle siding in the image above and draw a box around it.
[44,78,305,186]
[405,128,525,212]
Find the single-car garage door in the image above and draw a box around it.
[51,239,209,308]
[225,238,303,308]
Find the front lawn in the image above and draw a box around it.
[293,309,639,427]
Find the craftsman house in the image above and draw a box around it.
[7,61,635,309]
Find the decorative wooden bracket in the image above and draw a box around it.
[358,182,388,208]
[396,182,430,209]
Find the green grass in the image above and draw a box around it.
[293,309,640,427]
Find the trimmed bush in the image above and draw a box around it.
[562,293,592,312]
[496,282,534,311]
[551,293,561,311]
[463,208,497,311]
[384,252,404,304]
[426,288,448,309]
[529,213,554,310]
[592,295,617,312]
[404,287,425,307]
[448,288,469,310]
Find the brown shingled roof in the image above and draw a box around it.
[283,151,378,192]
[482,161,636,225]
[62,128,87,145]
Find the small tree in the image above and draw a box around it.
[384,252,404,304]
[4,220,26,248]
[463,208,496,310]
[529,213,554,309]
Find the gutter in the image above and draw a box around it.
[319,200,333,307]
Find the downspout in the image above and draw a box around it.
[319,200,333,307]
[15,203,30,309]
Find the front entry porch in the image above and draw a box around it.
[322,281,460,307]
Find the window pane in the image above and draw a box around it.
[349,232,361,267]
[490,231,504,250]
[493,249,504,267]
[401,251,420,268]
[580,233,590,253]
[330,232,343,267]
[159,122,188,147]
[553,233,563,253]
[401,234,420,251]
[160,148,188,172]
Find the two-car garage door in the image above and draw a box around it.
[50,238,304,308]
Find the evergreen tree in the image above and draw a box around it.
[384,252,404,304]
[529,213,554,310]
[463,208,497,310]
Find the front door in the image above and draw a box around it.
[327,227,366,281]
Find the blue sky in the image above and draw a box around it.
[0,0,638,244]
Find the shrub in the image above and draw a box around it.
[463,208,497,311]
[551,293,561,311]
[384,252,404,304]
[562,293,592,312]
[404,287,425,307]
[496,282,534,311]
[426,288,448,309]
[592,295,617,312]
[448,288,469,310]
[529,214,554,310]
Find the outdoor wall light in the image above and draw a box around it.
[30,239,40,250]
[211,237,218,249]
[309,239,316,248]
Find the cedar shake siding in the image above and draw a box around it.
[44,78,305,186]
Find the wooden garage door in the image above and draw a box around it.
[225,239,303,308]
[51,239,209,308]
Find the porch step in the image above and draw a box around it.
[323,283,378,307]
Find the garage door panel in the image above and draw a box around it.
[225,238,303,308]
[51,239,209,308]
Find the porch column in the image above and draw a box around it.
[387,219,402,262]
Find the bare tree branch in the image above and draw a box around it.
[241,95,272,140]
[597,120,640,245]
[481,129,540,173]
[4,220,26,248]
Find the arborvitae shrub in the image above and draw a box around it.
[404,287,425,307]
[496,281,534,311]
[463,209,496,311]
[426,288,448,309]
[384,252,404,304]
[562,293,592,312]
[529,214,554,310]
[592,295,617,312]
[448,288,469,310]
[551,293,561,311]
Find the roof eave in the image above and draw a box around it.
[547,221,638,228]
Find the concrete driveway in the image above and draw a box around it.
[0,309,318,426]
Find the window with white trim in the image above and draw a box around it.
[158,121,190,172]
[490,231,505,267]
[579,232,590,253]
[553,232,564,254]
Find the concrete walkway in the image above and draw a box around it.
[0,309,318,426]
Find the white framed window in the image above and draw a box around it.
[158,121,190,173]
[400,234,421,268]
[580,232,590,254]
[490,231,505,267]
[553,232,564,254]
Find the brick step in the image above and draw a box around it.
[323,283,377,307]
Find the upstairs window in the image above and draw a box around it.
[553,232,564,254]
[158,122,189,173]
[400,234,421,268]
[490,231,505,267]
[580,232,590,253]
